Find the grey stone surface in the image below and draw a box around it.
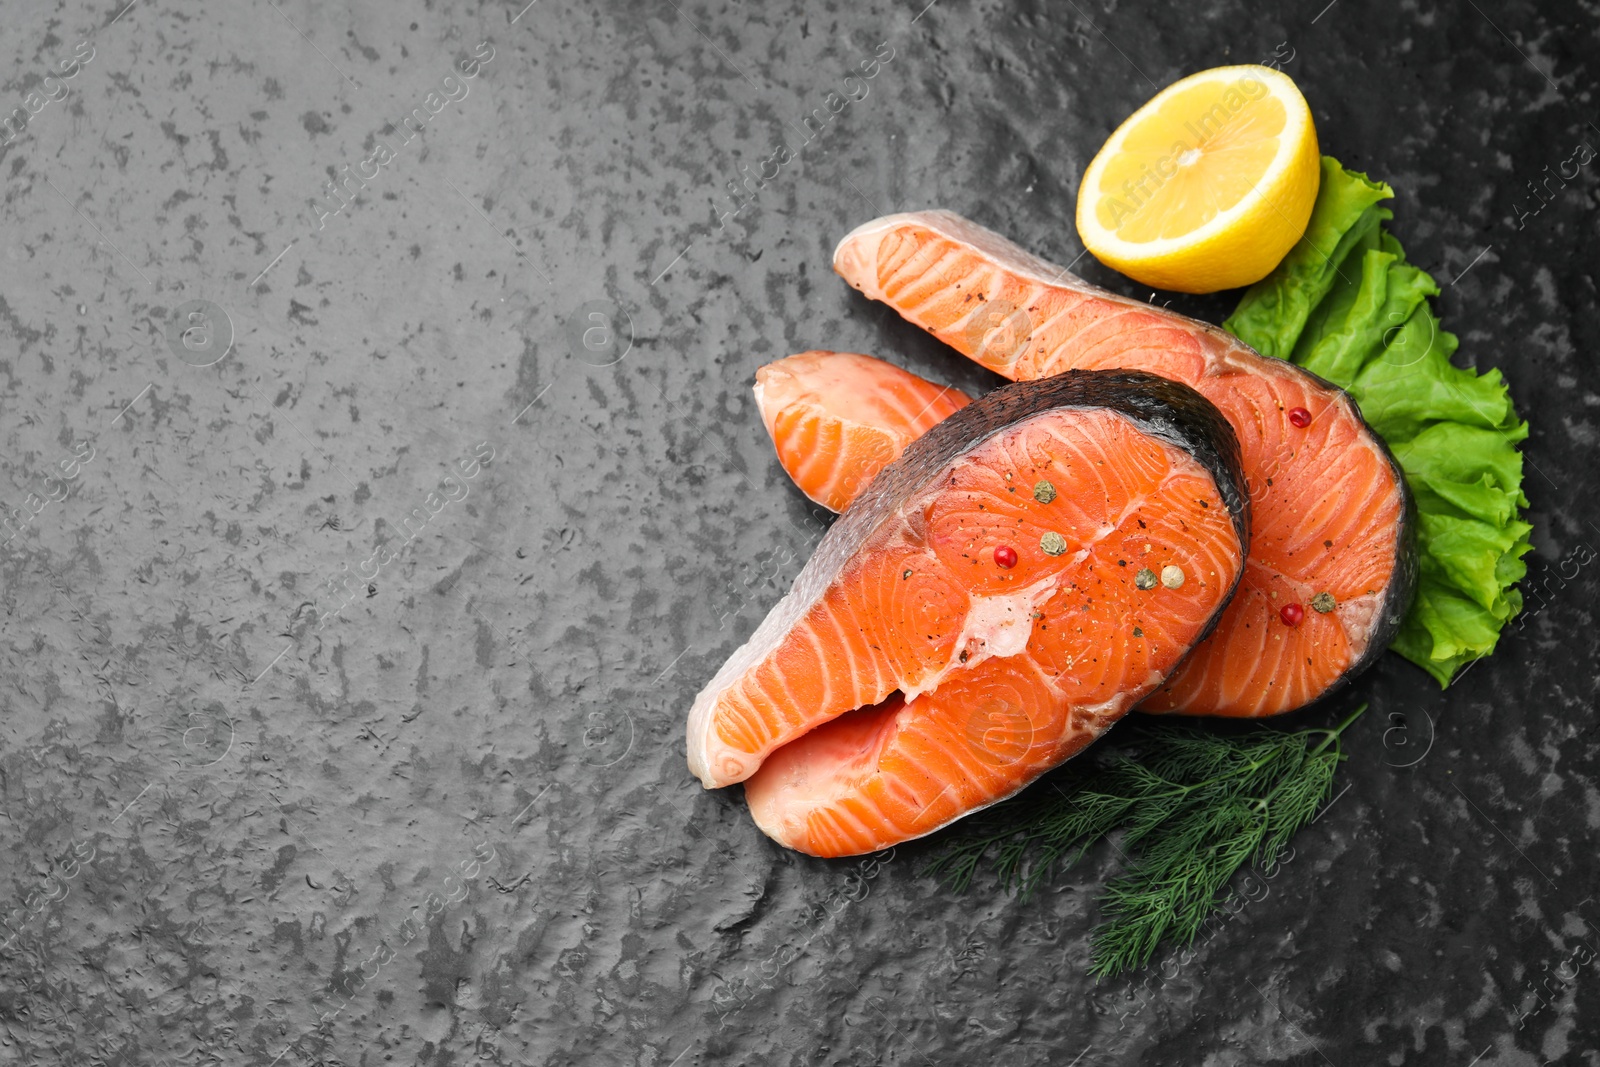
[0,0,1596,1064]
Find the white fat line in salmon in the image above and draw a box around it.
[903,575,1060,703]
[306,41,496,232]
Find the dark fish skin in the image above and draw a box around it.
[793,368,1251,649]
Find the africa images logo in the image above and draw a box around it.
[307,41,496,231]
[314,442,496,627]
[709,40,896,231]
[1097,68,1271,231]
[0,40,96,147]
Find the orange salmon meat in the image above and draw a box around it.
[688,370,1248,856]
[833,210,1416,718]
[755,350,970,513]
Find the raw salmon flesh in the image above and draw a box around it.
[755,350,973,515]
[754,350,970,512]
[832,211,1417,718]
[688,370,1248,857]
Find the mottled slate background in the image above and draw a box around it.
[1,0,1597,1064]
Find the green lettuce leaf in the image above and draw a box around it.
[1225,157,1532,687]
[1223,157,1393,358]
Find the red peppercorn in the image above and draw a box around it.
[994,545,1018,569]
[1280,603,1305,626]
[1287,407,1312,428]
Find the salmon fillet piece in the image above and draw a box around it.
[688,370,1248,856]
[833,210,1416,718]
[755,350,970,512]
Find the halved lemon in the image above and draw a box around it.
[1075,64,1321,294]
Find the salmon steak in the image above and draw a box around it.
[755,350,970,512]
[833,210,1417,717]
[687,370,1249,857]
[756,350,973,515]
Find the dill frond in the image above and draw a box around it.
[926,704,1366,977]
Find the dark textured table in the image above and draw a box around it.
[2,1,1597,1064]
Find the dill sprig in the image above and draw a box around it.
[927,704,1366,977]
